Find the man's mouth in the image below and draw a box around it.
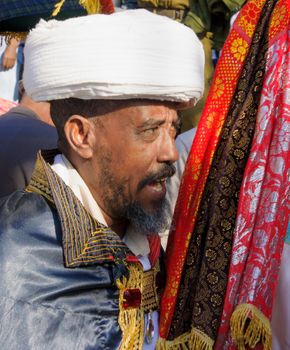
[148,177,167,192]
[138,164,176,201]
[138,164,176,193]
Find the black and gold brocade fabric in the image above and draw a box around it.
[168,0,276,344]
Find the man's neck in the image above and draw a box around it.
[108,220,128,238]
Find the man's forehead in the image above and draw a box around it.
[141,103,178,117]
[124,103,179,126]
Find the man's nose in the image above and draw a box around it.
[158,131,179,163]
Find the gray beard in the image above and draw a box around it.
[98,148,172,236]
[125,197,171,236]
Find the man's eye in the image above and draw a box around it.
[144,127,159,134]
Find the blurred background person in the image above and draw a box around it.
[0,82,57,197]
[0,96,17,115]
[0,36,24,102]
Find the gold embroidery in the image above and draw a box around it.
[25,154,54,204]
[142,261,161,313]
[117,263,161,350]
[26,150,133,267]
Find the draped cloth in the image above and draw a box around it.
[158,0,290,349]
[216,1,290,348]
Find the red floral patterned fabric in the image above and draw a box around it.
[215,1,290,347]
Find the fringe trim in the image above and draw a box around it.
[116,264,145,350]
[156,327,214,350]
[230,303,272,350]
[79,0,101,14]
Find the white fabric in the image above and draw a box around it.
[230,12,239,28]
[51,154,158,350]
[23,9,204,103]
[271,243,290,349]
[51,154,108,225]
[124,226,150,256]
[161,127,196,249]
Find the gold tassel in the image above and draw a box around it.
[156,327,214,350]
[79,0,102,14]
[116,264,145,350]
[52,0,66,16]
[230,303,272,350]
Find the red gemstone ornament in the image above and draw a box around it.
[123,288,142,309]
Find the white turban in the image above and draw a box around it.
[23,9,204,104]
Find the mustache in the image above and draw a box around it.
[138,163,176,191]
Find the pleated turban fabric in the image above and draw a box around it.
[23,9,204,104]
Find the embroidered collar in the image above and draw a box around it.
[26,150,140,275]
[51,154,150,257]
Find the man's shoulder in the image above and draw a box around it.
[0,190,57,233]
[0,190,61,276]
[0,189,49,209]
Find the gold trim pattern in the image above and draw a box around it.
[142,261,160,313]
[117,262,161,350]
[157,327,214,349]
[230,303,271,350]
[26,150,134,268]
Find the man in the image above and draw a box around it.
[0,88,57,197]
[0,10,204,350]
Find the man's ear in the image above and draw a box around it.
[64,115,95,159]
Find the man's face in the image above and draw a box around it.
[88,102,180,235]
